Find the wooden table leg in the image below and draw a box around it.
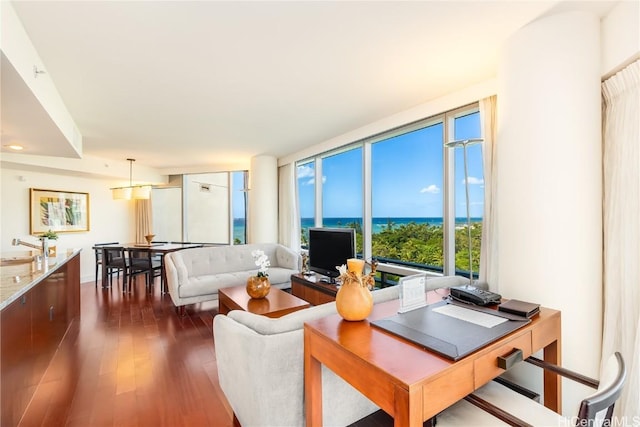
[543,339,562,413]
[394,384,423,427]
[305,328,323,427]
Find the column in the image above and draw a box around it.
[496,11,602,412]
[248,155,278,243]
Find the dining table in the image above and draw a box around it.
[96,242,204,293]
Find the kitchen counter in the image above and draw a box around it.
[1,248,81,426]
[0,248,82,310]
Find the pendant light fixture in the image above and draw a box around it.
[111,158,152,200]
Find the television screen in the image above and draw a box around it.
[308,227,356,282]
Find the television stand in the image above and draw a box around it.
[291,273,338,306]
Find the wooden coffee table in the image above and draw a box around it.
[218,285,311,318]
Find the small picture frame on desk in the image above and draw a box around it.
[30,188,90,234]
[397,273,428,313]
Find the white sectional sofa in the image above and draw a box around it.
[214,275,469,427]
[164,243,301,312]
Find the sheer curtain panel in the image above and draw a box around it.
[479,95,499,289]
[135,198,153,244]
[278,163,301,251]
[601,59,640,420]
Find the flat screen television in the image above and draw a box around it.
[308,227,356,282]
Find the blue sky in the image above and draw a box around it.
[297,112,484,219]
[232,171,246,218]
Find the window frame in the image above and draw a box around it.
[296,102,482,278]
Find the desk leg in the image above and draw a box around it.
[543,339,562,413]
[304,329,322,427]
[394,385,423,427]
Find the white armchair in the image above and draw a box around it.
[214,276,469,426]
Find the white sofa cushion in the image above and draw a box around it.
[165,243,301,307]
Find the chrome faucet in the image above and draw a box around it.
[12,237,49,256]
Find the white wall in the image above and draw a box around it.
[601,0,640,77]
[185,172,230,243]
[1,165,135,284]
[151,187,182,242]
[497,11,603,413]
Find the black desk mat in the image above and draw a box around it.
[370,300,530,361]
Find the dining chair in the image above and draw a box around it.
[127,248,162,292]
[94,242,119,287]
[433,352,626,426]
[101,246,129,290]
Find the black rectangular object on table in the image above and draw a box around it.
[498,299,540,318]
[370,300,530,361]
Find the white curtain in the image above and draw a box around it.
[479,95,499,290]
[278,163,301,251]
[601,59,640,419]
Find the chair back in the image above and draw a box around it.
[102,246,127,268]
[128,248,151,268]
[127,248,154,272]
[577,352,626,425]
[94,242,119,261]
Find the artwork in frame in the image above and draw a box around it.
[30,188,90,234]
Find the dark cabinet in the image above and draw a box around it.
[1,293,34,426]
[0,253,81,427]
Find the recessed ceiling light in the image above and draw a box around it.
[4,144,24,151]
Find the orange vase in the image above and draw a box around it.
[336,277,373,321]
[246,276,271,299]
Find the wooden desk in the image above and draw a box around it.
[304,291,561,427]
[218,285,310,318]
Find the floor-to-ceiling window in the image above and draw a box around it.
[452,111,483,275]
[297,160,315,247]
[296,103,483,279]
[321,147,363,254]
[232,171,248,244]
[371,121,444,271]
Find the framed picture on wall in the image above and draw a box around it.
[30,188,90,234]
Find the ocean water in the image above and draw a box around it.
[232,217,481,242]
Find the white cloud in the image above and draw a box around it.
[463,176,484,185]
[420,184,440,194]
[305,176,326,186]
[297,164,323,186]
[297,164,314,179]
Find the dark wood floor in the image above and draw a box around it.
[19,275,234,427]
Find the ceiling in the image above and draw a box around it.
[2,1,619,172]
